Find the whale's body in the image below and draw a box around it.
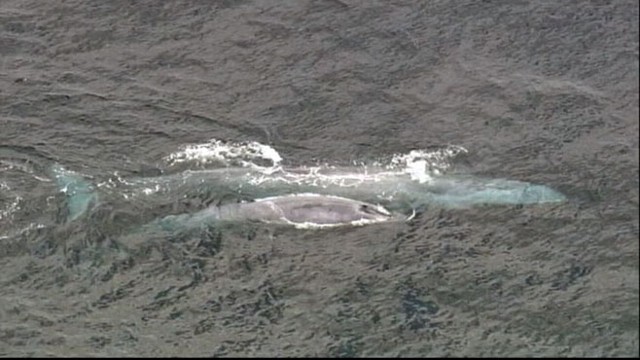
[50,161,565,230]
[113,165,566,211]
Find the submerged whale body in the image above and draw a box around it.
[403,175,567,207]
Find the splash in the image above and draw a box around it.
[162,138,466,182]
[164,138,283,169]
[0,158,50,237]
[0,182,22,222]
[386,146,469,183]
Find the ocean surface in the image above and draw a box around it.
[1,0,638,357]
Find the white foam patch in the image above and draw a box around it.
[0,182,20,222]
[112,139,469,204]
[0,190,22,222]
[164,139,282,168]
[163,138,466,185]
[97,171,135,188]
[142,184,161,195]
[0,159,32,173]
[242,146,466,189]
[0,222,46,240]
[387,146,468,183]
[277,216,392,230]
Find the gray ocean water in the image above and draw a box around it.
[1,0,638,357]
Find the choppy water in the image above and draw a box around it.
[1,0,638,357]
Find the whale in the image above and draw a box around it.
[101,164,567,213]
[44,136,568,234]
[51,163,566,223]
